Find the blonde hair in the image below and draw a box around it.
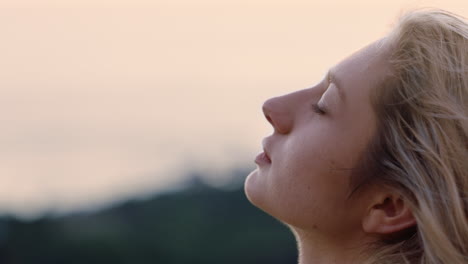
[354,9,468,264]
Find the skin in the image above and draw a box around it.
[244,39,396,264]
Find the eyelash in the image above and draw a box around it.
[311,75,331,115]
[312,103,326,115]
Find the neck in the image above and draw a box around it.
[290,226,371,264]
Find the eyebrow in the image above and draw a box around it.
[327,69,346,102]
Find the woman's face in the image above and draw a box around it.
[244,40,391,239]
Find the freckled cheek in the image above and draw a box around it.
[273,148,349,226]
[289,140,350,194]
[270,129,345,187]
[278,144,329,185]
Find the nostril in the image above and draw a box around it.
[263,108,284,134]
[262,95,295,135]
[262,97,291,134]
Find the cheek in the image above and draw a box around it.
[244,124,363,230]
[282,128,342,185]
[267,134,351,227]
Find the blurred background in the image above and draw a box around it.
[0,0,466,263]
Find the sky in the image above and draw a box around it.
[0,0,467,219]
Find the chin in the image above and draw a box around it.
[244,169,259,203]
[244,169,278,218]
[244,169,270,209]
[244,171,314,230]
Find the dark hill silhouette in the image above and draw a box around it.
[0,170,297,264]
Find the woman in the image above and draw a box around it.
[244,9,467,264]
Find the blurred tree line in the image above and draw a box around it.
[0,171,297,263]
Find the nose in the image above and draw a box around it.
[262,95,294,134]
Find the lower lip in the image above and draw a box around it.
[255,152,271,165]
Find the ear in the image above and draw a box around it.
[362,193,416,235]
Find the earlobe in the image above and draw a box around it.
[362,195,416,235]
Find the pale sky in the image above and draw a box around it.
[1,0,467,219]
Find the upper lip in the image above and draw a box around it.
[262,137,272,162]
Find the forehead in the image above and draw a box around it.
[332,39,391,95]
[328,40,391,140]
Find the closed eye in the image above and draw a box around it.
[312,103,326,115]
